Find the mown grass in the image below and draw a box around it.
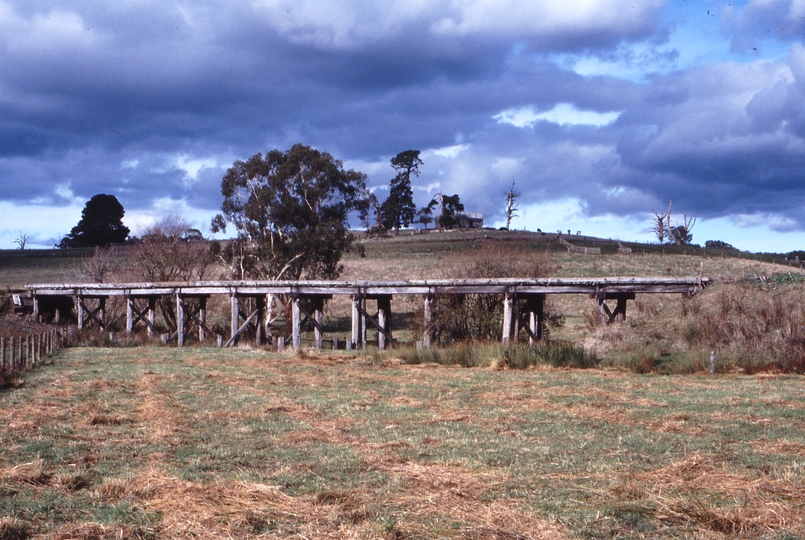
[1,347,803,538]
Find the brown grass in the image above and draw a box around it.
[2,343,804,538]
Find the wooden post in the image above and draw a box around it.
[126,297,134,334]
[360,298,367,349]
[265,294,274,343]
[597,295,610,323]
[615,296,628,322]
[1,337,5,370]
[292,296,301,351]
[377,296,392,350]
[177,294,186,348]
[351,295,361,349]
[33,297,39,322]
[502,293,514,343]
[198,297,207,343]
[512,296,520,343]
[423,294,434,348]
[77,296,84,331]
[98,297,106,329]
[147,298,156,337]
[527,295,545,343]
[10,337,15,369]
[255,295,265,346]
[230,295,239,346]
[313,297,324,349]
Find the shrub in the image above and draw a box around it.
[428,243,563,345]
[681,282,805,373]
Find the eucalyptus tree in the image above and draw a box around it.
[211,144,367,280]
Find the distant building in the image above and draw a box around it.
[457,212,483,229]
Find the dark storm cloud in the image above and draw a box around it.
[6,0,805,244]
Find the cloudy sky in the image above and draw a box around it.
[3,0,805,252]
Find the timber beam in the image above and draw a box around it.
[592,291,636,323]
[176,295,212,348]
[503,293,546,343]
[289,294,332,351]
[227,294,265,348]
[126,296,158,336]
[76,295,107,331]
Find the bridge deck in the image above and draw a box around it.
[27,276,708,297]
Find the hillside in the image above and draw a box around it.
[2,230,804,373]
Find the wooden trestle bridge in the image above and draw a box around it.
[26,277,709,351]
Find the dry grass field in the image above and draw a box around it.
[2,232,805,538]
[1,347,804,539]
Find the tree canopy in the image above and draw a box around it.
[58,194,130,248]
[437,193,464,229]
[380,150,420,235]
[211,144,367,280]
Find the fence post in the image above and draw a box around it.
[1,337,5,371]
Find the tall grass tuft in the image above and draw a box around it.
[681,282,805,373]
[399,341,595,369]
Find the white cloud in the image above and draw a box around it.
[732,212,798,232]
[490,157,521,177]
[174,154,218,181]
[0,200,84,249]
[0,4,97,51]
[495,103,621,128]
[431,0,663,37]
[431,143,470,158]
[251,0,663,48]
[507,198,655,241]
[125,198,219,237]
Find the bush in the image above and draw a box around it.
[680,282,805,373]
[428,244,563,345]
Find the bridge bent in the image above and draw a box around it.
[26,277,709,350]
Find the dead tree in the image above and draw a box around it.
[504,180,520,230]
[652,208,668,244]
